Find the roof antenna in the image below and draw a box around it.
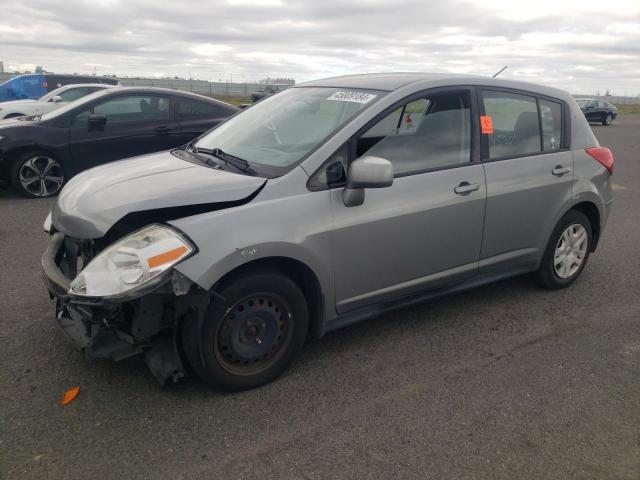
[492,65,508,78]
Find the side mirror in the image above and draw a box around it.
[342,156,393,207]
[88,113,107,129]
[51,95,63,103]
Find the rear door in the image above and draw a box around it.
[68,93,178,171]
[479,89,573,274]
[173,97,237,146]
[327,88,487,313]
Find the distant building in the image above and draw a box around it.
[260,77,295,86]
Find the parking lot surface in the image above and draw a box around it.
[1,116,639,479]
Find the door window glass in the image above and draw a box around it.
[482,91,541,158]
[75,95,171,125]
[58,87,90,102]
[177,99,225,119]
[356,93,471,175]
[539,99,562,151]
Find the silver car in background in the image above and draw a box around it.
[0,83,115,119]
[42,73,614,391]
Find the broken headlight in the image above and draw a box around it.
[69,224,195,299]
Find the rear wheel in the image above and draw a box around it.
[535,210,592,289]
[182,269,309,391]
[10,151,65,198]
[603,113,612,126]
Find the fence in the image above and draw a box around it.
[1,71,639,102]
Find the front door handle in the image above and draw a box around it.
[155,125,174,134]
[454,182,480,195]
[552,166,571,176]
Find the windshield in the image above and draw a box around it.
[575,99,590,107]
[194,87,383,176]
[0,75,46,102]
[39,89,110,121]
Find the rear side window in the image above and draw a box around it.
[177,99,226,120]
[539,99,562,151]
[482,91,541,159]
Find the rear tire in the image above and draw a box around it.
[10,151,65,198]
[535,210,592,289]
[603,113,612,126]
[182,268,309,391]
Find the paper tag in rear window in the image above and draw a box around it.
[480,115,494,134]
[327,91,377,104]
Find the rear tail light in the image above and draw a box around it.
[586,147,614,174]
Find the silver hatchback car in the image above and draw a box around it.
[42,73,614,391]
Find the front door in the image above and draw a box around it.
[68,94,177,173]
[329,90,486,313]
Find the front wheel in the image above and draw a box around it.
[603,113,612,126]
[535,210,592,289]
[182,269,309,391]
[10,152,65,198]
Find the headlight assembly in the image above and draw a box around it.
[69,224,195,299]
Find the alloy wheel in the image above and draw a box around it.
[553,224,588,279]
[19,155,64,197]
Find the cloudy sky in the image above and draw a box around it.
[1,0,639,94]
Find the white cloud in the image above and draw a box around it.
[0,0,638,94]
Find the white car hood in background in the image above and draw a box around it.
[0,99,36,107]
[52,150,266,238]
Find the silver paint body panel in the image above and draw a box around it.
[50,74,612,330]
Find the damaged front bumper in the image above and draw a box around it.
[41,233,210,385]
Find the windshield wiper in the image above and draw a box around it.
[189,145,258,175]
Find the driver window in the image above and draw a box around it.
[73,95,170,126]
[356,93,471,175]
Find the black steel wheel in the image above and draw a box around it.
[182,268,309,391]
[215,293,293,376]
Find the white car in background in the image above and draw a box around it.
[0,83,117,119]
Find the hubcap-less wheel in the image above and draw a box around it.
[605,114,612,125]
[553,224,588,278]
[215,294,293,376]
[19,156,64,197]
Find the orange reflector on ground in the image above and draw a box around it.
[147,246,188,269]
[480,115,494,134]
[60,386,80,405]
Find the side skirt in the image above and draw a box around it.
[324,265,534,335]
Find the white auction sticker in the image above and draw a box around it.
[327,91,377,104]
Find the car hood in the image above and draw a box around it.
[52,150,266,239]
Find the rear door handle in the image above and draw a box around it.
[552,166,571,176]
[454,182,480,194]
[155,125,174,134]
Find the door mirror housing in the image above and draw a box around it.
[51,95,63,103]
[88,113,107,129]
[342,156,393,207]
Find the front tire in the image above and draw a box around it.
[535,210,592,289]
[603,113,612,126]
[10,151,65,198]
[182,269,309,391]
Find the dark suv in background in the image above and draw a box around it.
[576,98,617,125]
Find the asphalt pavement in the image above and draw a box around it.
[1,116,639,479]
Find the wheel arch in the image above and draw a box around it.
[570,201,601,251]
[212,256,325,340]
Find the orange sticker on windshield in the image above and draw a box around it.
[480,115,494,134]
